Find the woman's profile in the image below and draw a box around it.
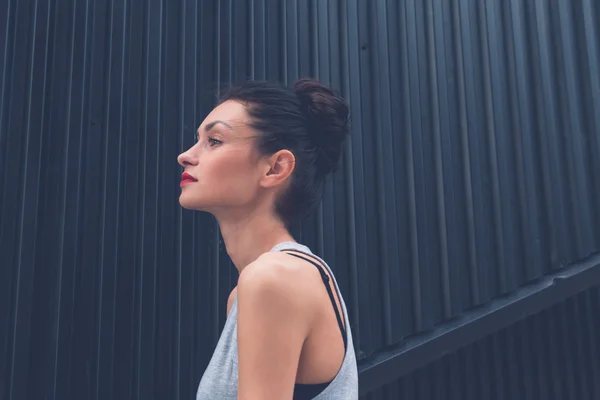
[177,79,359,399]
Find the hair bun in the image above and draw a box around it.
[293,78,350,174]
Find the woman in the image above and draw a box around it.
[178,79,358,399]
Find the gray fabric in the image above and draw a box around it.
[197,241,359,399]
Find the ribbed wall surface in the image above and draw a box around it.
[1,0,599,399]
[361,285,600,400]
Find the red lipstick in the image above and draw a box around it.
[180,172,198,187]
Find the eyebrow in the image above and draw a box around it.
[203,120,233,133]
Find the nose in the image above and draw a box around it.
[177,147,198,168]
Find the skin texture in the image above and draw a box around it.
[178,100,346,399]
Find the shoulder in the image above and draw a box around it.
[236,252,321,396]
[239,252,295,283]
[239,252,319,292]
[237,252,321,315]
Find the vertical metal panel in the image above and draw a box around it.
[1,0,599,399]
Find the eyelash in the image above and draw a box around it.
[207,137,222,146]
[195,135,222,147]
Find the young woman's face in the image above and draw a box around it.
[177,100,267,214]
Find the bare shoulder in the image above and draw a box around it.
[238,252,319,293]
[238,252,321,305]
[236,252,319,397]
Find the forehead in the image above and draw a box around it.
[199,100,250,131]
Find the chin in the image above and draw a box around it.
[179,192,205,210]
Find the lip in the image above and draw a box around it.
[180,172,198,187]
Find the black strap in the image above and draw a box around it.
[280,249,347,350]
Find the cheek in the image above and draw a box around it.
[205,149,262,194]
[179,146,264,211]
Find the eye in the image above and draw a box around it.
[207,137,222,147]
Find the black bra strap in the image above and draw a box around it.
[280,249,347,350]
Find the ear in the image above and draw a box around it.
[260,149,295,189]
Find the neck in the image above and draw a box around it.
[215,209,295,273]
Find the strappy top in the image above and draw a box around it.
[196,241,358,399]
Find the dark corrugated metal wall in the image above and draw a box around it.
[363,285,600,400]
[1,0,598,399]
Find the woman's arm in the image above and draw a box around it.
[236,256,312,400]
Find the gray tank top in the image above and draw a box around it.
[196,241,359,399]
